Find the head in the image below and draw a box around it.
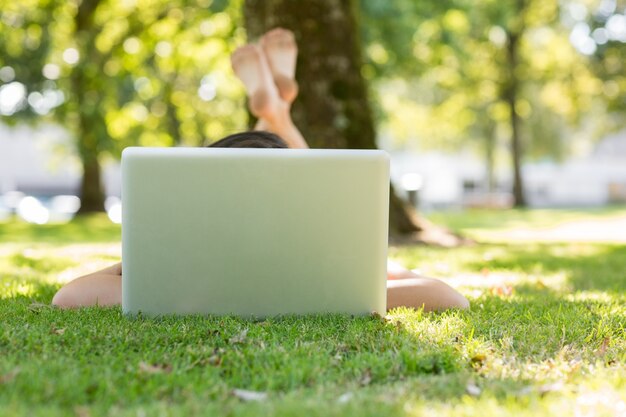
[208,131,288,149]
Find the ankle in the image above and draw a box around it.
[265,107,293,132]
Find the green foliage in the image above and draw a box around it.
[360,0,620,168]
[1,209,625,416]
[0,0,248,154]
[580,0,626,131]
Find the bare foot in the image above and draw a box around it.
[260,28,299,104]
[231,44,283,120]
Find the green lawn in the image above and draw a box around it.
[1,209,625,417]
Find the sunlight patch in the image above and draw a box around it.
[1,281,37,299]
[566,291,616,304]
[574,386,626,417]
[443,271,569,296]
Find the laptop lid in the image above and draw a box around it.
[122,147,389,317]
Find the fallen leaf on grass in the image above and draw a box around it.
[74,406,92,417]
[50,327,66,335]
[470,354,487,367]
[232,389,267,402]
[466,383,481,396]
[370,311,390,322]
[359,369,372,386]
[337,392,353,404]
[206,355,222,366]
[28,302,48,313]
[596,337,610,356]
[538,381,564,396]
[138,362,172,375]
[490,285,514,297]
[206,328,221,337]
[228,329,248,344]
[0,368,20,384]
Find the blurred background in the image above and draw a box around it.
[0,0,625,237]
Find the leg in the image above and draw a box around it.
[386,259,469,311]
[231,44,283,122]
[260,28,299,104]
[233,30,308,149]
[52,263,122,308]
[387,277,469,312]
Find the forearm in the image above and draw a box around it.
[52,263,122,308]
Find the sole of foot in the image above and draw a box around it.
[260,28,299,104]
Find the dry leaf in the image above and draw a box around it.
[206,329,220,337]
[359,369,372,386]
[490,285,514,297]
[206,355,222,366]
[229,329,249,344]
[371,311,383,320]
[0,368,20,384]
[74,406,92,417]
[470,354,486,366]
[51,327,66,335]
[138,362,172,374]
[28,302,48,313]
[538,381,564,396]
[232,388,267,402]
[337,392,353,404]
[596,337,610,356]
[466,383,481,396]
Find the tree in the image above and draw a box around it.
[242,0,464,242]
[580,0,626,132]
[0,0,246,212]
[362,0,602,207]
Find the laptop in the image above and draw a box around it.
[121,147,389,317]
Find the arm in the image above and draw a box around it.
[51,263,122,308]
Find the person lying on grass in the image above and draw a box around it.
[52,28,469,312]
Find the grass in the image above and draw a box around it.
[1,209,625,416]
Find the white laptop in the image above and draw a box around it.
[121,147,389,317]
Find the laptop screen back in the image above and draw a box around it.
[122,147,389,317]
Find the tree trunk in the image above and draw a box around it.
[483,123,496,193]
[243,0,464,244]
[72,0,106,214]
[79,155,104,212]
[504,28,526,207]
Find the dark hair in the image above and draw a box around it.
[208,131,288,149]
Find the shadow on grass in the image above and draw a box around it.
[1,237,624,411]
[464,243,626,293]
[0,279,622,411]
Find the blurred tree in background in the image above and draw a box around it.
[0,0,247,212]
[360,0,626,207]
[582,0,626,118]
